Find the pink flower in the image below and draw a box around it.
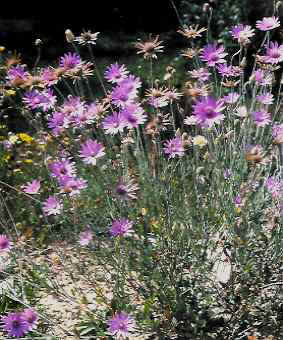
[58,176,87,196]
[2,312,30,338]
[265,177,283,198]
[22,180,41,194]
[192,96,225,127]
[230,24,255,44]
[256,16,280,31]
[21,309,38,331]
[256,93,274,105]
[79,228,93,246]
[120,104,147,129]
[0,235,11,252]
[222,92,240,104]
[105,63,129,84]
[79,139,105,165]
[42,196,62,216]
[102,112,124,135]
[107,312,135,338]
[252,111,271,126]
[263,42,283,64]
[164,136,185,158]
[200,43,227,67]
[189,67,210,82]
[110,219,134,237]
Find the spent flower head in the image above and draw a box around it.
[74,30,100,45]
[135,35,164,59]
[114,178,139,201]
[177,25,206,39]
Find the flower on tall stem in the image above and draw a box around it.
[22,179,41,194]
[110,219,134,237]
[272,124,283,144]
[263,41,283,64]
[74,30,100,45]
[177,25,206,39]
[102,112,124,135]
[42,196,62,216]
[252,110,271,126]
[192,96,225,127]
[79,139,105,165]
[164,136,185,158]
[134,35,164,59]
[200,43,227,67]
[114,178,139,201]
[104,63,129,84]
[256,16,280,31]
[230,24,255,45]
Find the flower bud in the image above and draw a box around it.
[65,29,75,43]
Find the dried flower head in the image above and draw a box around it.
[177,25,207,39]
[135,35,164,59]
[244,144,265,163]
[114,177,139,201]
[74,30,100,45]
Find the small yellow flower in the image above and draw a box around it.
[9,135,19,143]
[0,46,5,52]
[24,159,33,164]
[193,135,208,148]
[17,133,33,143]
[3,154,11,162]
[5,89,16,96]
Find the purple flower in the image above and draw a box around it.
[2,312,30,338]
[217,64,242,78]
[58,176,87,196]
[79,139,105,165]
[41,67,59,86]
[59,52,82,70]
[105,63,129,84]
[110,219,134,237]
[234,195,242,207]
[0,235,11,252]
[223,92,240,104]
[200,43,227,67]
[79,228,93,246]
[192,96,225,127]
[256,16,280,31]
[272,123,283,144]
[43,196,62,216]
[21,309,38,331]
[256,93,274,105]
[7,65,30,85]
[102,112,124,135]
[22,180,41,194]
[120,104,147,129]
[111,76,141,107]
[107,312,135,338]
[164,136,185,158]
[189,67,210,82]
[48,159,77,179]
[23,89,56,111]
[224,169,232,179]
[253,69,273,86]
[252,111,271,126]
[263,42,283,64]
[265,177,283,198]
[230,24,255,44]
[48,111,67,136]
